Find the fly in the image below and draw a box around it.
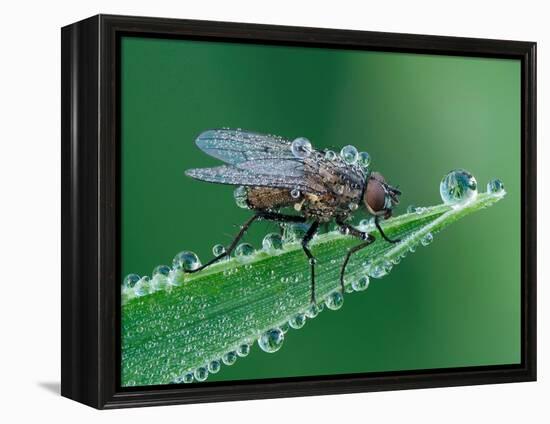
[185,129,401,303]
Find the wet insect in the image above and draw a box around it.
[185,129,401,303]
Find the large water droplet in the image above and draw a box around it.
[234,186,249,209]
[325,150,336,160]
[340,145,359,164]
[222,351,237,365]
[194,367,208,382]
[421,232,434,246]
[291,137,312,159]
[325,291,344,310]
[258,328,284,353]
[172,251,201,271]
[290,188,301,199]
[262,233,283,252]
[182,372,194,383]
[357,151,371,168]
[123,274,140,289]
[440,169,477,206]
[289,313,306,329]
[208,360,221,374]
[487,178,504,194]
[235,243,254,262]
[352,275,370,292]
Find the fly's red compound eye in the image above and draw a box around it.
[366,179,386,213]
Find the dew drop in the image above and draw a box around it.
[212,244,226,256]
[282,223,309,243]
[123,273,140,289]
[234,186,249,209]
[208,360,221,374]
[391,256,401,265]
[237,343,251,357]
[235,243,254,262]
[182,372,194,383]
[262,233,283,252]
[357,151,371,168]
[153,265,170,277]
[291,137,312,159]
[151,265,171,291]
[222,351,238,365]
[366,259,391,278]
[280,322,290,333]
[291,188,301,198]
[134,276,151,297]
[348,202,359,211]
[305,303,321,318]
[407,205,417,214]
[440,169,478,205]
[340,145,359,164]
[172,251,201,271]
[325,291,344,310]
[325,150,337,160]
[352,275,370,292]
[194,367,208,382]
[421,232,434,246]
[289,313,306,329]
[258,328,284,353]
[487,178,504,194]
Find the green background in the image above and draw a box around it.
[121,36,521,384]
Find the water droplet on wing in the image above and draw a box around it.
[291,137,312,159]
[340,145,359,164]
[358,151,371,168]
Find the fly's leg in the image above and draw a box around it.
[250,212,320,304]
[375,216,400,243]
[185,214,261,274]
[339,235,375,294]
[336,218,376,294]
[301,221,320,304]
[187,211,306,275]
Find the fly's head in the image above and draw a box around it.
[363,172,401,219]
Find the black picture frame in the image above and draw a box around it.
[61,14,537,409]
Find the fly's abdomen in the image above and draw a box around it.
[246,187,295,210]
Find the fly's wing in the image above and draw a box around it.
[186,129,325,193]
[195,129,295,167]
[185,165,313,192]
[187,129,366,195]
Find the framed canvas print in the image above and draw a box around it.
[61,14,536,409]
